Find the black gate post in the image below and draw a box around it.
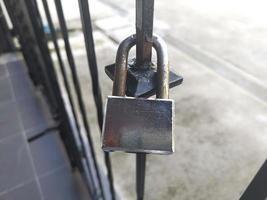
[135,1,154,200]
[77,0,116,199]
[0,4,15,54]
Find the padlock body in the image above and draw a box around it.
[102,96,174,154]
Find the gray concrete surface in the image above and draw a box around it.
[100,0,267,85]
[46,0,267,199]
[97,0,267,104]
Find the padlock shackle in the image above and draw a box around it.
[113,34,169,99]
[153,35,169,99]
[113,35,136,96]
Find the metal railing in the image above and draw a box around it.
[1,0,114,199]
[1,1,265,200]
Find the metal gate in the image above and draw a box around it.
[1,0,114,199]
[1,0,267,200]
[0,0,184,198]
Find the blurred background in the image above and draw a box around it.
[0,0,267,199]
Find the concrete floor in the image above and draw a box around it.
[47,0,267,199]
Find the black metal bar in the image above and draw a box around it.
[104,154,115,198]
[3,0,59,112]
[41,0,80,143]
[136,153,146,200]
[25,0,61,114]
[135,1,155,199]
[4,0,84,178]
[53,0,105,198]
[39,0,97,196]
[3,0,41,86]
[0,3,15,53]
[77,0,115,199]
[135,0,154,69]
[135,36,169,200]
[25,0,86,171]
[77,0,103,131]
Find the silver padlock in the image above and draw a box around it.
[102,34,174,154]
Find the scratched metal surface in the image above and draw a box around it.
[102,96,174,154]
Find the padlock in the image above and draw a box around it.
[102,34,174,154]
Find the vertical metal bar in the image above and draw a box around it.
[40,0,96,196]
[136,153,146,200]
[53,0,105,198]
[0,3,15,53]
[135,0,154,69]
[24,0,60,113]
[103,154,115,199]
[3,0,83,175]
[41,0,80,142]
[77,0,103,130]
[135,1,154,199]
[2,0,42,86]
[26,0,84,171]
[77,0,115,199]
[136,154,146,200]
